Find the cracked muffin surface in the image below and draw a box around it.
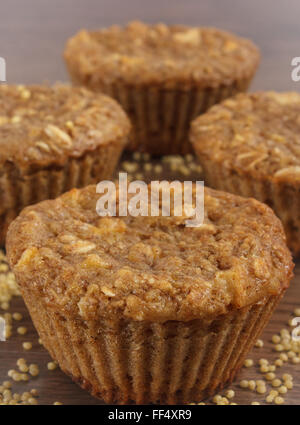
[191,91,300,181]
[6,184,293,322]
[64,21,260,88]
[0,84,130,169]
[65,21,259,156]
[190,91,300,256]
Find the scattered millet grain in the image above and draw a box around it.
[279,353,288,362]
[225,389,235,399]
[17,326,27,335]
[143,163,152,172]
[282,373,293,381]
[18,364,29,373]
[275,344,284,352]
[258,358,269,366]
[265,372,276,381]
[0,250,20,310]
[132,152,141,161]
[272,379,282,388]
[121,161,139,174]
[268,365,276,372]
[248,380,256,391]
[29,364,39,377]
[285,380,293,390]
[153,164,163,174]
[260,365,269,373]
[239,380,249,389]
[274,396,284,405]
[256,385,267,394]
[272,335,281,344]
[47,361,57,371]
[244,359,254,368]
[278,386,287,395]
[22,342,32,351]
[266,395,274,403]
[212,394,222,404]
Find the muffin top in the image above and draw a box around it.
[64,21,260,88]
[191,91,300,183]
[0,84,130,171]
[6,184,293,322]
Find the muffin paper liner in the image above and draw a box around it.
[68,71,255,155]
[197,157,300,256]
[0,140,125,244]
[21,285,282,405]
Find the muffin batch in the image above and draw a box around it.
[1,20,299,405]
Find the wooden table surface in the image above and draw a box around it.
[0,0,300,406]
[1,262,300,406]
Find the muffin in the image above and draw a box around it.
[0,84,130,244]
[6,184,293,404]
[190,91,300,256]
[64,21,260,155]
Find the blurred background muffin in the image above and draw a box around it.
[0,84,130,244]
[191,91,300,256]
[64,21,260,155]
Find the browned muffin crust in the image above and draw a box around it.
[64,21,260,89]
[190,91,300,255]
[6,184,293,323]
[0,84,130,170]
[191,92,300,179]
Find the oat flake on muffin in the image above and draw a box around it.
[190,91,300,255]
[6,184,293,404]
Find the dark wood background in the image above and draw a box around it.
[0,0,300,406]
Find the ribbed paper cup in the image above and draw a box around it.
[20,283,282,405]
[0,140,124,245]
[68,72,254,156]
[196,155,300,256]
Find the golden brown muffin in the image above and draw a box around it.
[6,184,293,404]
[0,84,130,244]
[190,91,300,256]
[64,21,260,155]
